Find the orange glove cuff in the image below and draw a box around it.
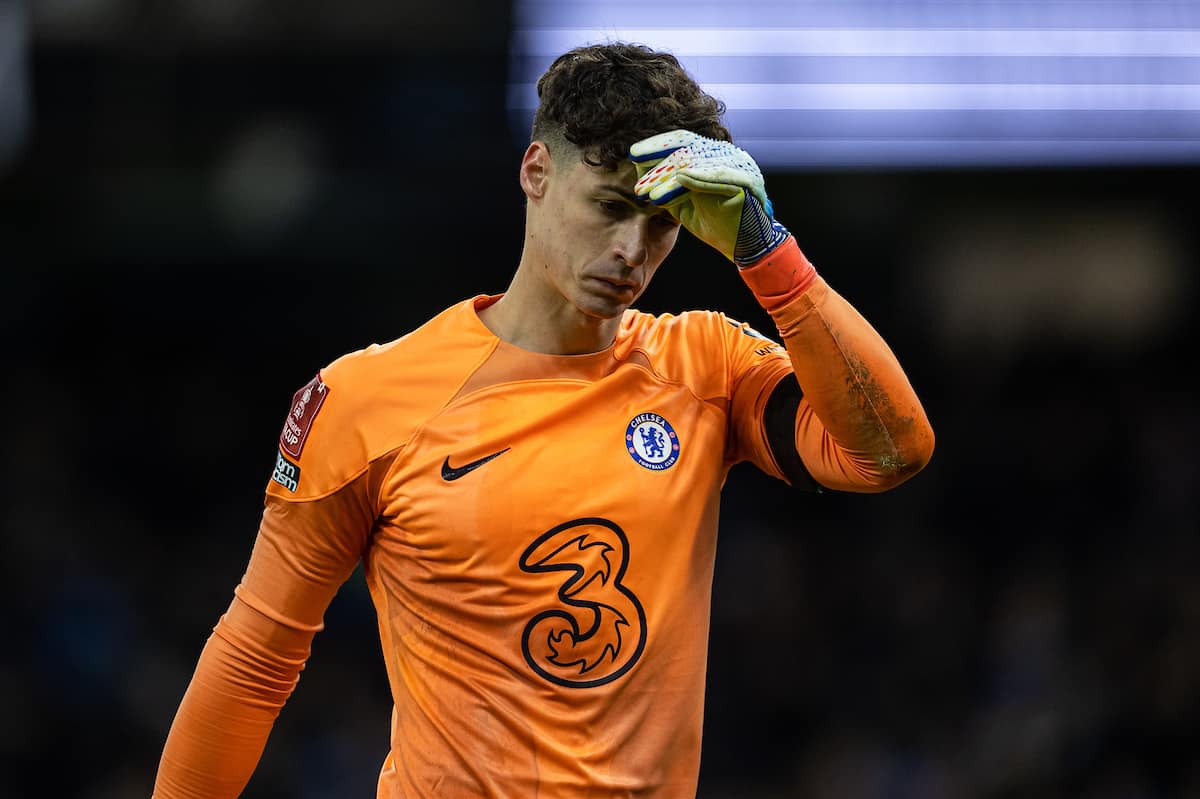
[737,236,819,313]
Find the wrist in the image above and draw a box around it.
[733,192,790,266]
[737,236,819,313]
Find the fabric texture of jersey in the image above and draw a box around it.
[251,296,795,797]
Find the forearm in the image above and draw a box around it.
[153,596,315,799]
[742,237,935,490]
[627,129,933,489]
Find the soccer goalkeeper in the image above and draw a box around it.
[153,42,934,798]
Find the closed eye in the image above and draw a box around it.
[598,199,629,216]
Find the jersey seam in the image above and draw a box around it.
[756,369,793,482]
[811,304,901,463]
[444,375,612,406]
[378,335,504,502]
[276,333,503,504]
[623,346,720,409]
[718,311,739,463]
[270,458,374,504]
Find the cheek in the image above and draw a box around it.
[554,204,605,249]
[651,226,681,259]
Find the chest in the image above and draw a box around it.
[378,366,728,569]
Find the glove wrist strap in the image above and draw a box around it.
[734,193,790,266]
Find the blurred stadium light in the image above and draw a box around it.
[508,0,1200,168]
[0,0,30,176]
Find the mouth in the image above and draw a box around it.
[592,276,640,297]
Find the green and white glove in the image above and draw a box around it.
[630,130,790,266]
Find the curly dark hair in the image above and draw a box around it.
[531,42,731,170]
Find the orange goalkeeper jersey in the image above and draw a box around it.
[155,240,934,799]
[245,294,797,797]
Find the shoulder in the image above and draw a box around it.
[616,307,788,397]
[619,307,730,348]
[615,308,731,394]
[269,297,498,500]
[619,307,781,362]
[324,296,493,384]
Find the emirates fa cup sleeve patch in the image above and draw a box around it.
[626,413,680,471]
[280,373,329,459]
[271,450,302,492]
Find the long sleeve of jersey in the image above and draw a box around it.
[151,588,313,799]
[739,236,935,492]
[153,475,376,798]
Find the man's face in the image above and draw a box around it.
[531,151,682,320]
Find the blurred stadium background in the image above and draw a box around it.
[3,0,1199,796]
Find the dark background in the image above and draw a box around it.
[3,2,1199,797]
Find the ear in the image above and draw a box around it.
[519,141,553,201]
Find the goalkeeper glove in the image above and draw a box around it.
[630,130,790,266]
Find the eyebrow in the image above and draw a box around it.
[595,184,643,200]
[596,185,655,209]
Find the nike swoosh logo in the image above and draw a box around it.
[441,448,511,481]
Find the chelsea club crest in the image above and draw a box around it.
[626,413,680,471]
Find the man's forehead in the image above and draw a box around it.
[559,158,672,213]
[578,161,646,200]
[577,158,638,183]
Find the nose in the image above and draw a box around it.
[613,218,649,268]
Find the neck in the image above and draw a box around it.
[479,257,622,356]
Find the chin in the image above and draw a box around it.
[578,299,630,320]
[577,281,641,319]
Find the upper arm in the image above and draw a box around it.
[721,314,818,490]
[761,373,822,491]
[247,362,397,630]
[237,488,376,632]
